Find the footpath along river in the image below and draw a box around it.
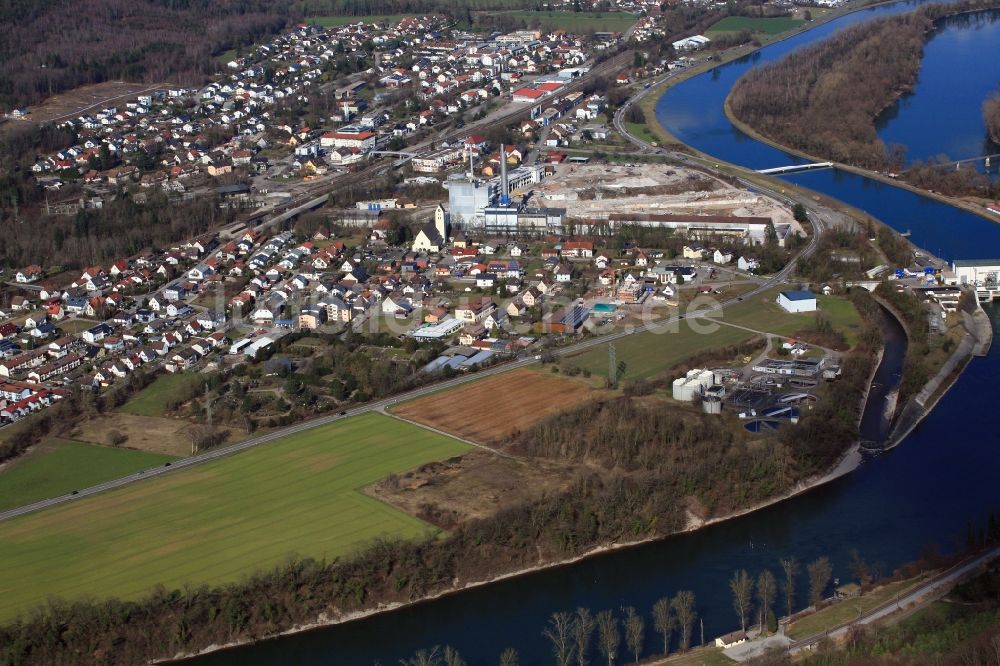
[192,3,1000,664]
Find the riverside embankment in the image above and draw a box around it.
[183,3,1000,663]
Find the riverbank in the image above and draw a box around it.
[165,307,889,664]
[885,300,991,449]
[633,0,1000,227]
[170,438,871,663]
[722,98,1000,228]
[636,0,908,149]
[271,4,1000,661]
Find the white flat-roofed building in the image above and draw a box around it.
[777,289,817,313]
[411,317,464,340]
[951,259,1000,286]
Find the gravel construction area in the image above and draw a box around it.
[535,163,803,233]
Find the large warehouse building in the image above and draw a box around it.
[777,290,817,313]
[951,259,1000,287]
[597,213,792,246]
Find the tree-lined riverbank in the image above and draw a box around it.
[985,91,1000,144]
[728,11,932,170]
[727,0,1000,202]
[0,311,887,664]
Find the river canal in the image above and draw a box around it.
[194,3,1000,664]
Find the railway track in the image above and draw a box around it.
[243,49,633,229]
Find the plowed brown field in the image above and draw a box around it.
[393,368,607,444]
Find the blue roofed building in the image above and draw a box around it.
[777,289,817,313]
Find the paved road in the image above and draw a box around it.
[790,543,1000,653]
[720,543,1000,662]
[606,51,1000,663]
[247,50,634,230]
[0,202,822,523]
[0,58,833,524]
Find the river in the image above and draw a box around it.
[876,10,1000,171]
[193,4,1000,664]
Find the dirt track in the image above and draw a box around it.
[6,81,173,127]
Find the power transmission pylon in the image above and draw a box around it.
[609,343,617,389]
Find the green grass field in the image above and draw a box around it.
[309,14,410,27]
[0,414,469,621]
[499,10,638,33]
[57,318,100,335]
[567,322,758,382]
[718,289,863,346]
[0,440,176,512]
[118,373,202,417]
[566,290,861,381]
[786,576,930,640]
[626,121,659,145]
[705,16,805,36]
[216,49,238,64]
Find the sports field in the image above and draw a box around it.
[705,16,804,36]
[567,322,758,382]
[0,414,469,621]
[118,372,201,417]
[0,439,175,512]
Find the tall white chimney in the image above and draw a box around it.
[499,142,510,206]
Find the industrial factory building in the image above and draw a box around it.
[446,145,546,230]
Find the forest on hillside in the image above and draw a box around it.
[1,193,232,269]
[728,0,1000,172]
[0,0,289,112]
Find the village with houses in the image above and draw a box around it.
[26,15,601,206]
[0,182,789,428]
[21,3,724,219]
[0,5,953,470]
[0,4,949,443]
[0,11,749,430]
[3,3,995,663]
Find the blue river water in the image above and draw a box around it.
[657,3,1000,261]
[877,10,1000,167]
[194,5,1000,665]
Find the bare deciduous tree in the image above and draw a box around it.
[850,549,871,591]
[671,591,697,652]
[499,647,519,666]
[572,607,596,666]
[402,645,442,666]
[596,610,620,666]
[730,569,753,632]
[652,597,674,656]
[757,570,777,634]
[808,557,833,607]
[780,557,799,618]
[443,645,465,666]
[105,429,127,448]
[624,606,645,664]
[543,612,575,666]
